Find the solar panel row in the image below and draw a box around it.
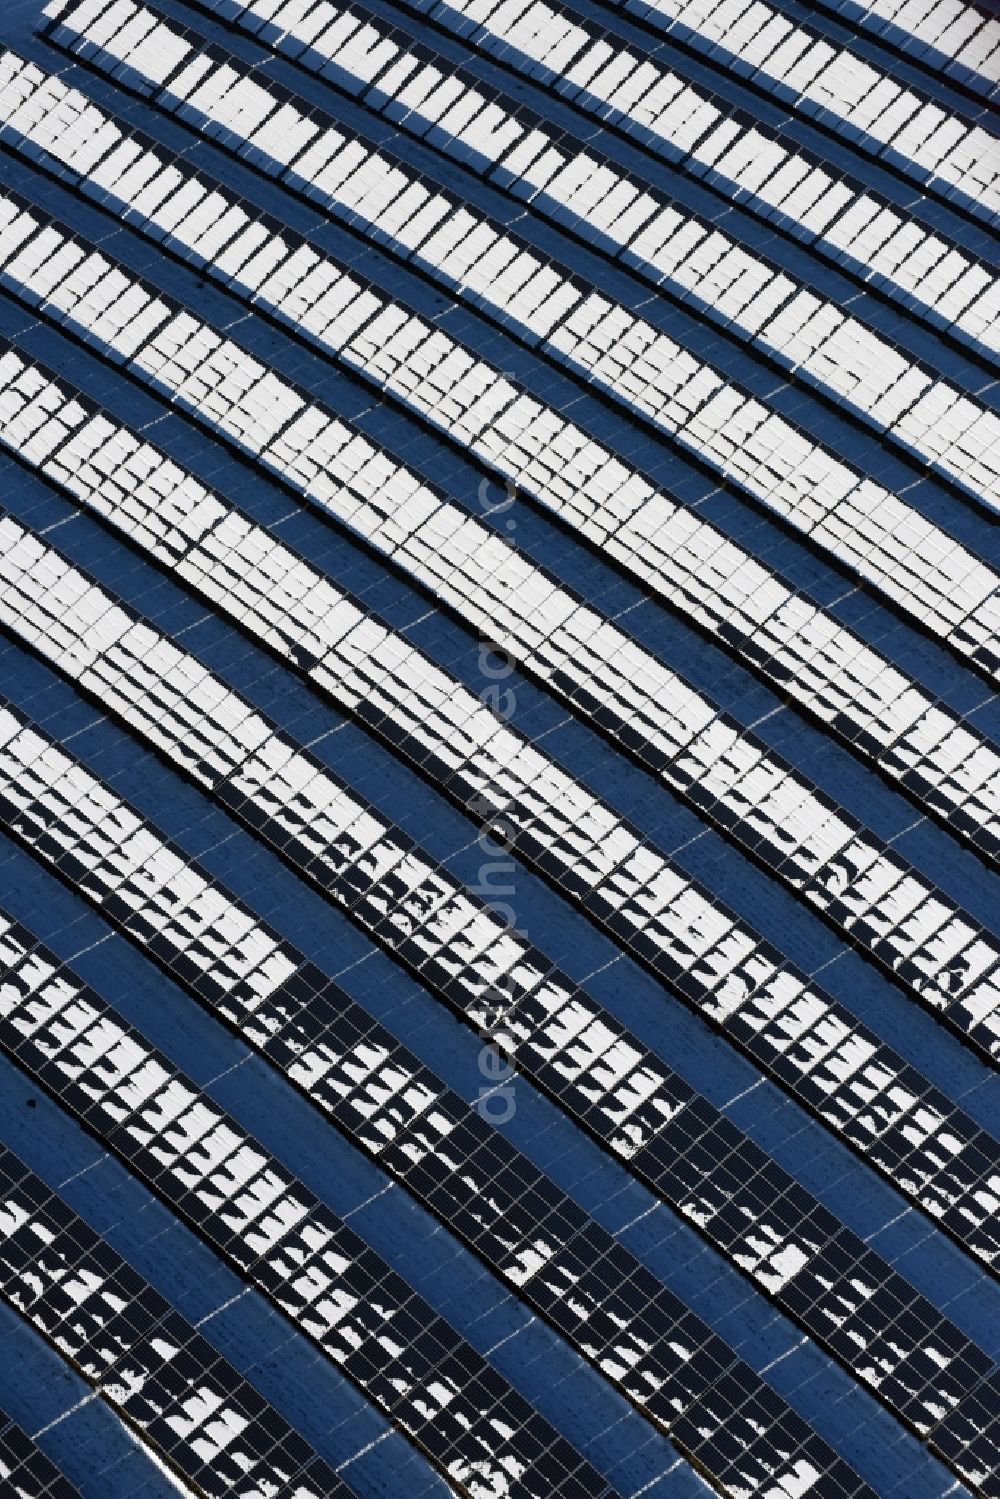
[812,0,1000,95]
[40,2,1000,620]
[209,0,1000,346]
[28,0,1000,509]
[0,906,892,1499]
[3,84,999,827]
[0,913,628,1499]
[0,1144,366,1498]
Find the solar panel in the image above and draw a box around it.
[1,67,998,706]
[0,913,625,1499]
[0,197,996,1061]
[0,903,905,1499]
[818,0,1000,94]
[0,1145,362,1498]
[0,0,996,1495]
[82,0,996,501]
[0,517,995,1484]
[0,1410,85,1499]
[5,41,1000,547]
[172,0,1000,349]
[590,0,1000,216]
[38,2,1000,551]
[0,346,997,1270]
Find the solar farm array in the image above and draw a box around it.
[0,0,997,1495]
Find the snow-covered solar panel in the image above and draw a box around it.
[6,41,999,509]
[1,518,999,1492]
[1,344,999,1269]
[3,61,1000,805]
[35,2,1000,650]
[184,0,1000,354]
[0,907,899,1499]
[0,686,995,1493]
[0,1412,84,1499]
[825,0,1000,94]
[1,203,997,1064]
[0,0,998,1493]
[0,1145,362,1498]
[174,0,1000,377]
[0,914,625,1499]
[590,0,1000,217]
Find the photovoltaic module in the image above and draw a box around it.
[0,0,997,1495]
